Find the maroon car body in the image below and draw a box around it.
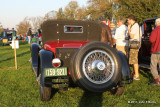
[140,17,160,62]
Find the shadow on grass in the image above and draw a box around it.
[0,43,10,47]
[139,67,154,82]
[0,40,28,47]
[51,89,58,99]
[0,50,31,63]
[78,92,102,107]
[17,50,31,57]
[130,64,154,82]
[0,46,11,50]
[19,41,28,45]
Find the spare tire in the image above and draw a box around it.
[71,42,122,92]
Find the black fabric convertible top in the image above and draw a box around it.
[41,20,102,44]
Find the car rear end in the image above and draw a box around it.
[31,20,131,101]
[42,40,90,89]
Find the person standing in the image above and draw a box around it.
[100,18,113,47]
[114,17,128,56]
[1,29,7,38]
[12,28,16,40]
[1,29,7,46]
[127,15,141,80]
[149,18,160,86]
[27,28,32,44]
[38,28,42,45]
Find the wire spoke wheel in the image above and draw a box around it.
[82,50,115,84]
[71,42,122,92]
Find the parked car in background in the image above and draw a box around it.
[1,29,13,46]
[31,20,131,101]
[139,17,160,63]
[6,29,12,43]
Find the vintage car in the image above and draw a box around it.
[139,17,160,62]
[1,30,12,45]
[31,20,131,101]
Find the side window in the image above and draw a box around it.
[64,25,83,33]
[146,22,155,34]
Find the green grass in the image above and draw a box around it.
[0,41,160,107]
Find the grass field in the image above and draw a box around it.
[0,41,160,107]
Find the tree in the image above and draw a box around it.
[114,0,160,24]
[76,6,88,20]
[0,22,3,33]
[86,0,115,21]
[0,22,2,28]
[16,17,31,35]
[56,8,65,20]
[29,16,43,32]
[56,1,87,20]
[55,0,160,24]
[64,1,79,20]
[44,10,57,20]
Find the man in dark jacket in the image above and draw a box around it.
[149,18,160,86]
[1,29,7,38]
[100,18,113,47]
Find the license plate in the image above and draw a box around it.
[45,67,67,77]
[3,39,8,43]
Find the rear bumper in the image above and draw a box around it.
[44,76,69,89]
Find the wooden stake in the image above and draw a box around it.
[14,40,17,69]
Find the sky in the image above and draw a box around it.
[0,0,88,29]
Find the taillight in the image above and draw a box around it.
[52,58,61,68]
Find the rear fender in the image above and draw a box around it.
[40,49,54,87]
[31,43,41,76]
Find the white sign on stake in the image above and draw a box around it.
[12,40,18,70]
[12,40,19,49]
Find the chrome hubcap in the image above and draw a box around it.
[97,61,105,71]
[91,60,106,71]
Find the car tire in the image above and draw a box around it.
[39,62,51,101]
[40,86,51,101]
[71,42,122,92]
